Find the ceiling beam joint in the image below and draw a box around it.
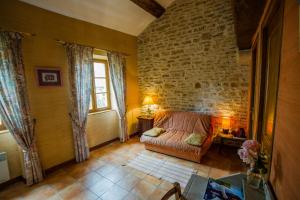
[130,0,165,18]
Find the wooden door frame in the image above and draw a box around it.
[261,0,284,179]
[249,0,284,184]
[247,38,258,139]
[249,0,284,140]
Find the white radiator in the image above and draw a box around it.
[0,152,10,183]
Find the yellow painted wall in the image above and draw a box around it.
[0,0,140,179]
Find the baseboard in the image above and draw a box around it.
[89,137,119,151]
[44,158,76,175]
[1,137,121,188]
[0,176,25,190]
[45,137,119,175]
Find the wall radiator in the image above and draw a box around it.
[0,152,10,183]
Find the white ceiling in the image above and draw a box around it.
[20,0,175,36]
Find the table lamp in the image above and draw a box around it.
[222,116,231,134]
[143,96,154,117]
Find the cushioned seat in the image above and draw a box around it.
[140,110,213,163]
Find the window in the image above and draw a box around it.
[89,60,111,112]
[0,118,6,131]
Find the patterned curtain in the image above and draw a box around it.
[65,43,93,162]
[107,52,128,142]
[0,32,43,185]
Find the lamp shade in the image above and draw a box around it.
[222,117,231,129]
[143,96,154,105]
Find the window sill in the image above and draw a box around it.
[0,129,9,135]
[88,109,114,116]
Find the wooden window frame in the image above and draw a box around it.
[89,59,111,113]
[0,118,6,131]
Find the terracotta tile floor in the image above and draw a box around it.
[0,137,246,200]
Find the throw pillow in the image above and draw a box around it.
[143,127,165,137]
[184,133,207,146]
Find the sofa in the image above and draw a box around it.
[140,110,213,163]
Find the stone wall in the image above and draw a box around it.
[137,0,249,127]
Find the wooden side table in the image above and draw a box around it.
[218,133,246,153]
[137,116,154,136]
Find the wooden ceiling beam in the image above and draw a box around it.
[130,0,165,18]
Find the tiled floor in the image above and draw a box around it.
[0,137,246,200]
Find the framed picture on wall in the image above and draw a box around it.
[36,68,62,87]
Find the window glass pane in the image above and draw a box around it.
[89,95,93,110]
[96,93,108,108]
[94,62,106,77]
[95,78,107,93]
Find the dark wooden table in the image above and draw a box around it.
[218,133,246,153]
[137,116,154,136]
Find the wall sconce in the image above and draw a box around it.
[222,116,231,134]
[143,96,154,117]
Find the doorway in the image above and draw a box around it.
[260,4,283,161]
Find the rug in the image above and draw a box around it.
[127,153,197,187]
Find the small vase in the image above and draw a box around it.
[246,164,262,189]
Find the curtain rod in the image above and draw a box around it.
[55,39,130,57]
[0,28,36,37]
